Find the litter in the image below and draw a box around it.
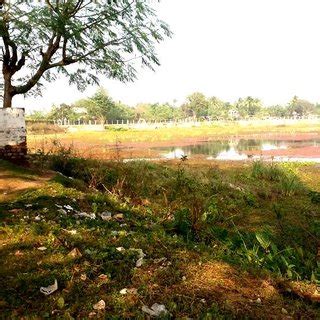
[98,274,109,281]
[68,248,82,259]
[100,211,112,221]
[63,229,77,235]
[130,248,146,267]
[37,247,47,251]
[114,213,124,220]
[80,274,87,281]
[64,205,74,211]
[116,247,125,252]
[40,279,58,296]
[120,288,127,295]
[25,204,33,208]
[34,215,41,221]
[75,212,96,220]
[120,288,137,295]
[55,204,62,209]
[93,300,105,310]
[142,303,168,317]
[154,257,167,264]
[58,209,67,215]
[97,274,109,286]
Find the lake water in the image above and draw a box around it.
[151,138,320,162]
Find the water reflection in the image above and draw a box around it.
[154,138,320,162]
[164,148,187,159]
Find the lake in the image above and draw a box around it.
[151,138,320,162]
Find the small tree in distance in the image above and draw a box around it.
[0,0,171,108]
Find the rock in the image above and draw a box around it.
[142,303,168,317]
[256,298,262,304]
[93,300,105,310]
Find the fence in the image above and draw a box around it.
[26,116,320,132]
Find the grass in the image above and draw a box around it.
[0,157,320,318]
[27,120,320,149]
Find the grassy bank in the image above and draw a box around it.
[1,156,319,318]
[28,120,320,145]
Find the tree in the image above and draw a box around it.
[235,97,262,118]
[26,110,47,121]
[47,103,78,122]
[267,105,288,118]
[0,0,171,108]
[83,88,117,124]
[182,92,209,118]
[288,96,316,117]
[147,103,181,121]
[207,97,228,120]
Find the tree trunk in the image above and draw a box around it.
[3,73,13,108]
[3,91,12,108]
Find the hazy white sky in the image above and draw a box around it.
[16,0,320,112]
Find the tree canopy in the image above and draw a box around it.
[0,0,171,107]
[27,91,320,123]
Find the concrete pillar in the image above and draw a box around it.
[0,108,27,162]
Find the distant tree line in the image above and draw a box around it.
[26,88,320,123]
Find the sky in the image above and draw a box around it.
[14,0,320,112]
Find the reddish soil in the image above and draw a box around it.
[29,132,320,160]
[246,146,320,158]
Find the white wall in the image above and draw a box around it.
[0,108,26,147]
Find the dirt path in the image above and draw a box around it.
[0,163,53,202]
